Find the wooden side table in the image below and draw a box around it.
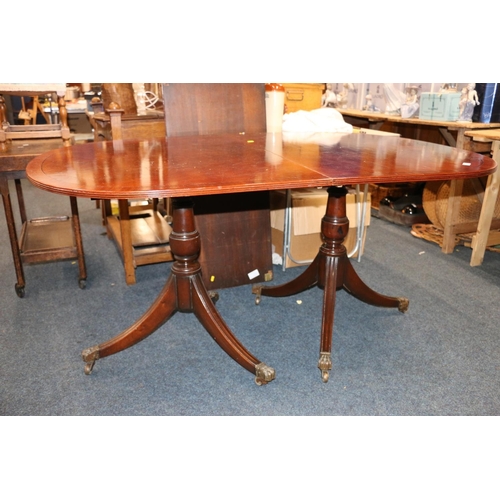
[0,139,86,297]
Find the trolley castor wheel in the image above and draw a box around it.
[318,352,332,383]
[15,284,25,298]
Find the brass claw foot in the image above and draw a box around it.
[398,297,409,313]
[82,345,100,375]
[252,285,262,305]
[318,352,332,383]
[254,362,275,385]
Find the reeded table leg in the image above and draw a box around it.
[253,186,408,382]
[82,198,275,385]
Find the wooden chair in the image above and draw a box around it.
[88,101,165,143]
[0,84,71,151]
[162,83,273,290]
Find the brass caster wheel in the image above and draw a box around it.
[78,279,87,290]
[15,284,25,298]
[321,371,329,383]
[252,285,262,305]
[209,291,219,305]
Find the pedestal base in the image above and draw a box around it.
[82,198,275,386]
[253,186,409,382]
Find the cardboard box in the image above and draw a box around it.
[270,188,371,268]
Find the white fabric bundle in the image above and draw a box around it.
[282,107,353,133]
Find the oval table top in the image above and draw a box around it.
[26,132,497,200]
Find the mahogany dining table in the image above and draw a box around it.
[26,132,496,384]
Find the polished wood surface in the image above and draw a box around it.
[27,133,496,198]
[25,133,497,383]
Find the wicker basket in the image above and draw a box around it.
[422,179,500,229]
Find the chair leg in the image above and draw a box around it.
[118,199,136,285]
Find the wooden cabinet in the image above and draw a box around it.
[282,83,325,113]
